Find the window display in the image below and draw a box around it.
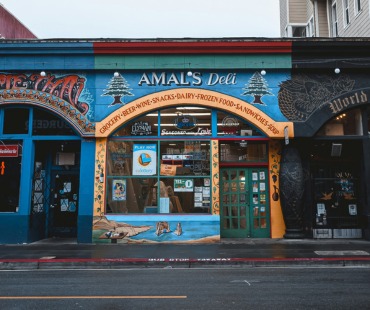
[106,140,211,214]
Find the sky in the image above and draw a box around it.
[1,0,281,39]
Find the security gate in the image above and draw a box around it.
[220,167,270,238]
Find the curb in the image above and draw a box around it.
[1,257,370,269]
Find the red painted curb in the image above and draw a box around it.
[0,257,370,264]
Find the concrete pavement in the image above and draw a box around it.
[0,238,370,269]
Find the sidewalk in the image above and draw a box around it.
[0,238,370,270]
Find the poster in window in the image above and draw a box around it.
[112,179,126,201]
[253,194,258,204]
[174,179,194,192]
[204,178,210,186]
[259,182,266,192]
[60,199,69,211]
[259,171,265,180]
[348,204,357,215]
[252,182,258,192]
[133,144,157,175]
[252,172,258,181]
[64,182,72,193]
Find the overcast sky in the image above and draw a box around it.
[1,0,281,39]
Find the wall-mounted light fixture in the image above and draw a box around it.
[187,71,193,77]
[40,71,46,77]
[334,68,341,74]
[260,70,266,76]
[114,72,120,77]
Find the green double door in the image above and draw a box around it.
[220,167,270,238]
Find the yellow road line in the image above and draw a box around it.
[0,296,187,300]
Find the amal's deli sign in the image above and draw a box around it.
[0,145,18,157]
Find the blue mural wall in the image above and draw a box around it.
[93,70,291,122]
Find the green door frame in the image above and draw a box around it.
[220,167,270,238]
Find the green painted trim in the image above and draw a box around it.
[94,55,291,70]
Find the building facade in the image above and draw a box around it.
[280,0,370,37]
[0,38,369,244]
[0,4,37,39]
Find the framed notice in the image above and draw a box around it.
[112,179,126,201]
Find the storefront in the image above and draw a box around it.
[0,70,95,244]
[1,39,369,244]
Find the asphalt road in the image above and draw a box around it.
[0,267,369,309]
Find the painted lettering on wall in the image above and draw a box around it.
[329,90,368,114]
[96,89,292,138]
[0,73,88,114]
[138,72,237,87]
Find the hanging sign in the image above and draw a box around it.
[0,145,18,157]
[132,144,157,175]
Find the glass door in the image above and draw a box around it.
[220,167,270,238]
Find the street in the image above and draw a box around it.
[0,267,369,309]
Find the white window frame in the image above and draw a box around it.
[306,16,315,37]
[354,0,362,15]
[343,0,350,26]
[331,1,338,37]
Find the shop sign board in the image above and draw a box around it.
[0,145,18,157]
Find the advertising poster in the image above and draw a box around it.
[112,179,126,201]
[174,179,194,192]
[133,144,157,175]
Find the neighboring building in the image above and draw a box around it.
[0,38,369,244]
[280,0,370,37]
[0,4,37,39]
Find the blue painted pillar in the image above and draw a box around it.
[77,138,95,243]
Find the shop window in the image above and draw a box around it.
[32,108,75,136]
[106,140,211,214]
[312,164,361,229]
[220,141,268,163]
[159,107,212,137]
[3,108,29,134]
[317,108,363,136]
[217,111,263,137]
[0,140,22,212]
[113,114,158,137]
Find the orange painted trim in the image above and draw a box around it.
[96,89,294,139]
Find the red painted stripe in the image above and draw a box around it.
[93,41,292,54]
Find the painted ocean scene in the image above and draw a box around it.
[93,216,220,243]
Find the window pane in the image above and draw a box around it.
[106,177,155,213]
[32,108,76,136]
[159,107,212,136]
[217,111,263,136]
[113,114,158,136]
[3,108,29,134]
[220,141,268,162]
[317,108,363,136]
[159,178,211,213]
[160,140,210,176]
[0,140,22,212]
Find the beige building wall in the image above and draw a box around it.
[338,0,370,36]
[280,0,289,35]
[280,0,370,37]
[289,0,311,23]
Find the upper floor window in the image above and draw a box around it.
[331,1,338,36]
[355,0,362,15]
[306,17,315,37]
[343,0,350,26]
[292,26,306,37]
